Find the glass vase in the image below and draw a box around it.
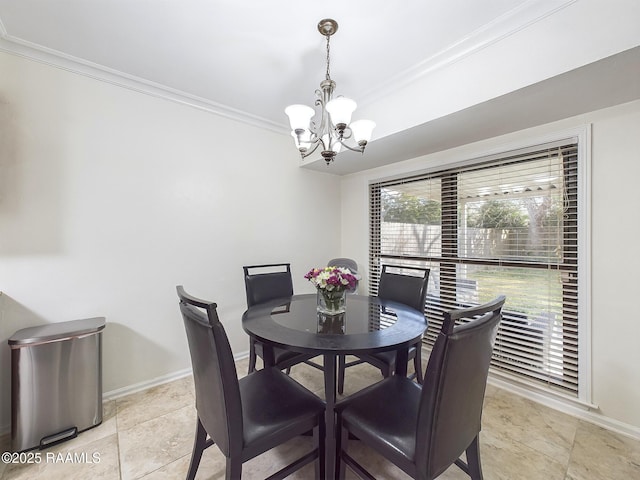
[317,312,346,334]
[317,288,346,315]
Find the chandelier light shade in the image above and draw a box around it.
[285,19,375,165]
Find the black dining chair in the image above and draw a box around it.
[243,263,321,374]
[177,286,326,480]
[337,264,430,394]
[335,295,506,480]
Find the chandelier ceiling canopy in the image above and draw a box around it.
[285,19,375,165]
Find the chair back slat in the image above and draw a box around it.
[417,296,505,479]
[177,286,243,458]
[327,258,358,273]
[243,263,294,307]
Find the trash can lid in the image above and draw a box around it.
[8,317,106,347]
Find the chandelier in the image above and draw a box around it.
[285,19,375,165]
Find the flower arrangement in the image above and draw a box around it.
[305,266,358,314]
[304,266,358,292]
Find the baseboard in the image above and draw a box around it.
[488,374,640,441]
[102,351,250,401]
[102,355,640,442]
[0,352,252,438]
[102,367,193,401]
[5,352,637,443]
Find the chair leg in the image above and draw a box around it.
[380,362,392,379]
[225,456,242,480]
[414,342,424,384]
[466,435,484,480]
[338,355,346,394]
[248,339,257,374]
[314,415,326,480]
[336,415,349,480]
[186,418,208,480]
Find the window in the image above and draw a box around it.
[369,139,582,396]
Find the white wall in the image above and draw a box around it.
[340,100,640,432]
[0,51,342,432]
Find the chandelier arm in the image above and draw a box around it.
[299,140,322,159]
[308,122,329,152]
[338,127,353,141]
[337,141,366,154]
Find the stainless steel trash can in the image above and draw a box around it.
[8,317,106,452]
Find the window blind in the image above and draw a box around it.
[369,141,580,395]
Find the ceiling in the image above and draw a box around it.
[1,0,639,175]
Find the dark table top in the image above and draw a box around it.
[242,293,426,356]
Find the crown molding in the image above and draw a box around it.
[0,33,288,135]
[0,0,576,136]
[358,0,577,106]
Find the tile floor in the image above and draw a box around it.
[1,356,640,479]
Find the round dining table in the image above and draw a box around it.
[242,293,427,478]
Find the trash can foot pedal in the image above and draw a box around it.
[40,427,78,449]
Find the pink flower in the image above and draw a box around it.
[305,266,358,292]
